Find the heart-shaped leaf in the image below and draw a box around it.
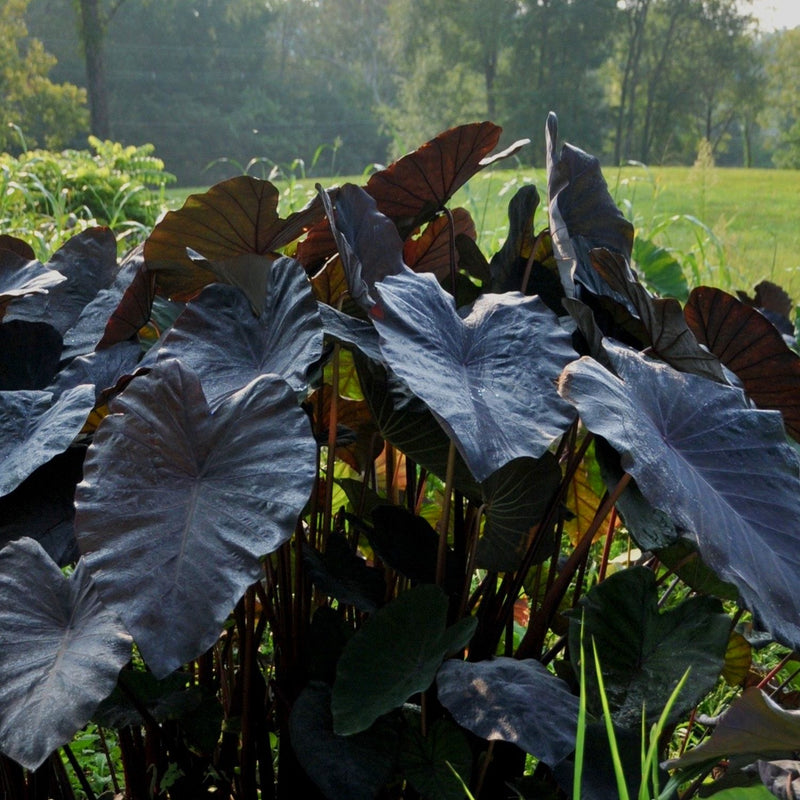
[546,113,633,298]
[685,285,800,442]
[75,360,316,677]
[0,384,95,498]
[437,656,579,766]
[156,258,322,403]
[332,584,476,735]
[477,454,563,572]
[632,237,688,301]
[366,122,503,237]
[290,683,400,800]
[568,567,730,727]
[5,228,118,335]
[558,340,800,651]
[489,183,542,293]
[0,538,131,770]
[144,176,322,300]
[373,270,577,481]
[97,250,155,350]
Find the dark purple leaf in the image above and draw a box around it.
[0,249,65,320]
[49,341,141,401]
[558,340,800,651]
[156,258,322,404]
[0,384,95,498]
[546,113,633,298]
[0,235,36,261]
[75,360,316,677]
[372,270,577,481]
[0,538,131,770]
[5,228,117,334]
[437,657,579,765]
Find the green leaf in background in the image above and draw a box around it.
[332,584,476,735]
[568,567,730,728]
[632,237,689,301]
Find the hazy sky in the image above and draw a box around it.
[746,0,800,30]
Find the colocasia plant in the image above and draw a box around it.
[1,115,800,800]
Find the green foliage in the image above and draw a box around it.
[1,119,800,800]
[0,0,88,153]
[0,137,175,257]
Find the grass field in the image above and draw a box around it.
[169,162,800,301]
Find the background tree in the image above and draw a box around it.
[765,27,800,168]
[1,0,88,153]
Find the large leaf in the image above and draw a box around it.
[366,121,504,237]
[477,454,563,572]
[436,656,579,766]
[589,248,725,382]
[685,285,800,442]
[289,683,399,800]
[372,270,577,481]
[545,113,633,298]
[144,176,322,300]
[5,228,118,334]
[155,258,322,403]
[0,250,66,320]
[0,538,131,770]
[557,340,800,651]
[75,360,316,677]
[331,584,477,735]
[665,688,800,770]
[403,208,477,281]
[568,567,730,728]
[0,384,95,498]
[632,237,689,301]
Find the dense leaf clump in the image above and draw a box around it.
[1,117,799,799]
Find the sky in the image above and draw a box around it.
[745,0,800,30]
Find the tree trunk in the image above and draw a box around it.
[79,0,110,138]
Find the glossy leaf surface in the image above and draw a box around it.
[0,250,65,320]
[558,341,800,651]
[0,539,131,770]
[373,270,576,481]
[156,258,322,403]
[76,360,316,677]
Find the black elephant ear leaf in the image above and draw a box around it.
[0,384,96,498]
[590,248,725,382]
[323,183,407,311]
[48,341,142,401]
[372,270,577,481]
[366,121,503,237]
[557,340,800,652]
[685,285,800,442]
[75,360,317,678]
[0,249,66,321]
[97,251,155,350]
[0,235,36,261]
[155,258,322,405]
[403,208,477,282]
[5,228,118,334]
[489,184,541,293]
[0,538,131,770]
[437,656,579,766]
[144,176,322,300]
[546,112,633,298]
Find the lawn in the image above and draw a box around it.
[169,162,800,302]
